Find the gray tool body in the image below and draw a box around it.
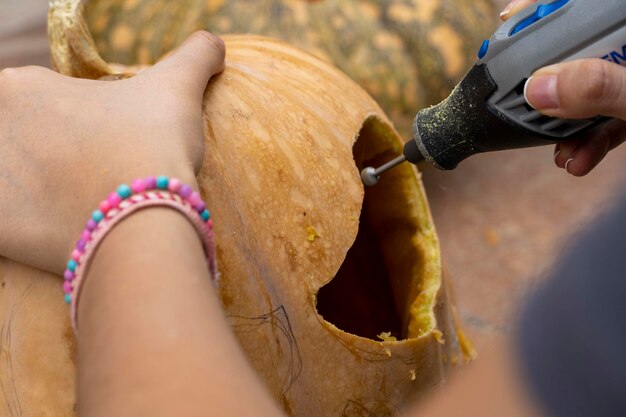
[362,0,626,185]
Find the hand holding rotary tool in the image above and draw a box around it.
[362,0,626,186]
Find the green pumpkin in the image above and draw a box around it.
[84,0,496,135]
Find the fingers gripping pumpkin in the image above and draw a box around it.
[0,1,472,416]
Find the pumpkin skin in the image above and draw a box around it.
[83,0,496,135]
[0,1,471,416]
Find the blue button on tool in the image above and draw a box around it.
[478,39,490,59]
[510,0,569,36]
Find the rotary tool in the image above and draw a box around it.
[361,0,626,186]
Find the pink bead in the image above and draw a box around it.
[81,230,91,242]
[63,281,73,294]
[179,184,193,198]
[145,176,157,190]
[107,192,122,208]
[168,178,181,193]
[131,178,146,193]
[207,219,213,228]
[99,200,112,214]
[71,249,81,261]
[188,191,202,207]
[86,219,97,231]
[194,201,206,212]
[76,239,86,252]
[64,270,74,280]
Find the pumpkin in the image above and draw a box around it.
[0,0,473,416]
[82,0,497,136]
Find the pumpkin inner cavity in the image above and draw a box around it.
[316,118,423,341]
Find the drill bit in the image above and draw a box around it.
[360,154,408,186]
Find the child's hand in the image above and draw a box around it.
[0,31,225,274]
[500,0,626,176]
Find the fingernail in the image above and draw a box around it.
[553,144,561,163]
[524,75,560,110]
[564,158,574,174]
[500,0,520,19]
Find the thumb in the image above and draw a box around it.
[500,0,537,21]
[524,59,626,120]
[146,31,225,96]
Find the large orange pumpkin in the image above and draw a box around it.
[0,1,472,416]
[82,0,497,135]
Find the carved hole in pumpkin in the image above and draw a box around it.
[316,117,423,341]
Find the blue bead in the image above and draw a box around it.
[64,293,71,304]
[201,209,210,222]
[156,176,169,190]
[92,210,104,223]
[67,259,77,272]
[117,184,132,199]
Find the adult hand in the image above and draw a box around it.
[0,31,225,274]
[501,0,626,176]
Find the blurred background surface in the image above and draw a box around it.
[0,0,49,67]
[1,0,625,351]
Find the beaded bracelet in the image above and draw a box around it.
[63,175,217,331]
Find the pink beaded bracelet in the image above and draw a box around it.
[63,175,218,331]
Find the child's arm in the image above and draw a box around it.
[77,208,287,417]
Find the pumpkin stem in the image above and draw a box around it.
[48,0,113,79]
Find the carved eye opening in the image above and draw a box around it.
[316,117,433,342]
